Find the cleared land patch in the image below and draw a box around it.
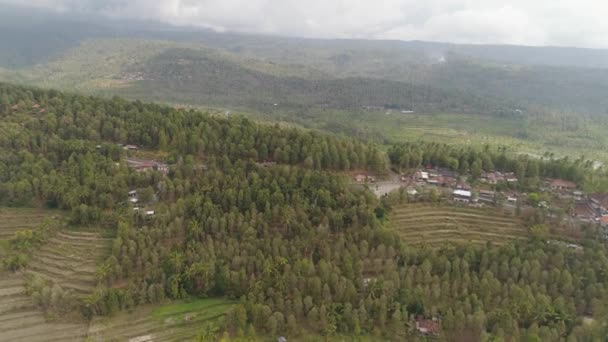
[25,230,112,295]
[390,203,527,246]
[88,298,235,342]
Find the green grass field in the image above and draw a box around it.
[390,203,528,247]
[88,298,235,342]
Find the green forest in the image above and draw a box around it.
[1,82,608,341]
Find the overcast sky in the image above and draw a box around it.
[3,0,608,48]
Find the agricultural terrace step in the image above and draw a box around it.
[412,238,507,246]
[393,221,525,232]
[89,313,152,333]
[392,218,523,229]
[391,219,520,229]
[28,261,75,278]
[34,249,80,262]
[48,236,111,249]
[398,235,526,245]
[0,312,46,332]
[39,243,110,260]
[391,214,519,225]
[29,256,98,275]
[0,220,43,227]
[24,270,96,294]
[392,219,521,230]
[0,321,87,342]
[29,254,79,269]
[397,229,528,239]
[391,210,519,221]
[56,231,111,242]
[60,230,106,237]
[0,296,34,314]
[0,276,26,288]
[0,286,25,298]
[397,228,527,239]
[0,310,43,324]
[89,320,162,341]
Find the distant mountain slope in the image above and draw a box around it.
[0,7,607,116]
[0,39,519,115]
[118,47,517,114]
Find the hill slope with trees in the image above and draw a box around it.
[0,83,607,340]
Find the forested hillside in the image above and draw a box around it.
[1,83,607,340]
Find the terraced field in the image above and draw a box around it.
[88,298,235,342]
[391,204,527,246]
[25,230,112,296]
[0,207,62,240]
[0,271,88,342]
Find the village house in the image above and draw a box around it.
[456,181,472,191]
[478,190,495,204]
[550,179,577,191]
[415,317,441,336]
[415,171,429,182]
[590,193,608,216]
[482,172,498,184]
[126,157,169,175]
[600,217,608,239]
[427,177,440,186]
[258,161,277,168]
[453,190,472,203]
[123,144,139,151]
[355,174,366,183]
[573,198,595,221]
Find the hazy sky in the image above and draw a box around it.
[3,0,608,48]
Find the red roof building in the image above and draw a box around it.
[416,317,441,336]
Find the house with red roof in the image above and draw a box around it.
[416,317,441,336]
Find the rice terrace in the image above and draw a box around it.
[0,207,234,342]
[389,203,528,246]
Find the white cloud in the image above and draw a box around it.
[2,0,608,48]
